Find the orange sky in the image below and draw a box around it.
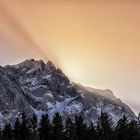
[0,0,140,114]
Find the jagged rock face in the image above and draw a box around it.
[0,59,136,126]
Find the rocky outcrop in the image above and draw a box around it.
[0,59,136,126]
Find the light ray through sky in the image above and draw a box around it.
[0,0,140,114]
[0,1,48,60]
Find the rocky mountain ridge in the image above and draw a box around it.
[0,59,136,126]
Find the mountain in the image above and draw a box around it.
[0,59,136,126]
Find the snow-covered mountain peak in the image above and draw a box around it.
[46,60,56,69]
[14,59,45,72]
[0,59,137,126]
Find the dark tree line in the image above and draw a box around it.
[0,111,140,140]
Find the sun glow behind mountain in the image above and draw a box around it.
[0,0,140,114]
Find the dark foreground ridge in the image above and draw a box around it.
[0,59,136,127]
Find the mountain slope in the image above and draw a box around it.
[0,59,136,126]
